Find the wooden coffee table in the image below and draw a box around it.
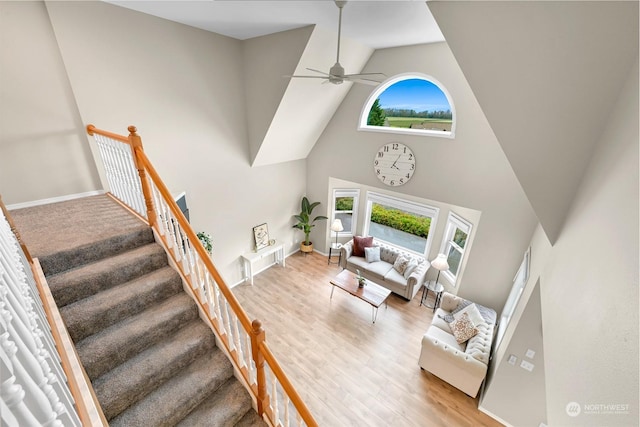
[329,269,392,323]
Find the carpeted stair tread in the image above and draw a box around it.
[10,195,153,276]
[61,266,183,342]
[109,346,234,427]
[94,320,217,420]
[234,408,267,427]
[77,293,198,379]
[48,242,169,307]
[177,378,255,427]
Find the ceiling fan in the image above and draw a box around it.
[287,0,386,86]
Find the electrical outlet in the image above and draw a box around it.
[520,360,535,372]
[525,349,536,359]
[508,354,517,365]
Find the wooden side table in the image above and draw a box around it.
[328,243,342,265]
[420,280,444,312]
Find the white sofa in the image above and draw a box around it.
[339,238,429,300]
[418,292,496,397]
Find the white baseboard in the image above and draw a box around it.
[6,190,105,210]
[478,405,512,427]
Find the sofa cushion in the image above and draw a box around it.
[393,254,411,274]
[366,261,394,279]
[353,236,373,257]
[425,324,466,352]
[449,312,479,344]
[365,246,381,263]
[383,267,407,288]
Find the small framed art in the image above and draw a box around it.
[253,223,270,251]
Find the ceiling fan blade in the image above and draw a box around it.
[344,77,382,86]
[285,75,329,80]
[344,72,387,79]
[306,68,331,76]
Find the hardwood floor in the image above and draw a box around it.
[232,251,502,427]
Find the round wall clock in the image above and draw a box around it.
[374,142,416,187]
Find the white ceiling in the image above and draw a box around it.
[105,0,444,49]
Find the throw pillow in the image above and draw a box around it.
[393,254,411,275]
[439,299,472,324]
[403,259,419,279]
[454,303,485,328]
[364,246,381,263]
[352,236,373,257]
[449,312,479,344]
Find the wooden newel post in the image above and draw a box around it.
[128,126,157,227]
[250,319,268,416]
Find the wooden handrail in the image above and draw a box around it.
[32,259,108,426]
[135,152,253,331]
[86,124,129,143]
[259,341,319,427]
[1,194,107,425]
[86,124,317,427]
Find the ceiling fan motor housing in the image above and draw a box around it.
[329,62,345,84]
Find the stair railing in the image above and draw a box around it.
[86,125,317,427]
[0,196,107,426]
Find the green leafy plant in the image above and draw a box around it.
[292,196,328,246]
[197,231,213,255]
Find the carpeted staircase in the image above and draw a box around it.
[11,195,265,426]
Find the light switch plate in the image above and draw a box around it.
[520,360,535,372]
[526,349,536,359]
[508,354,517,365]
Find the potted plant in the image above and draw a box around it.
[292,196,327,253]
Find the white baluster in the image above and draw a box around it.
[1,290,65,418]
[232,316,244,367]
[0,317,62,426]
[283,394,290,427]
[271,373,279,424]
[1,348,41,427]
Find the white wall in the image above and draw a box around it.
[0,1,101,204]
[3,1,306,285]
[307,42,538,310]
[541,57,639,426]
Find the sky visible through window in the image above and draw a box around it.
[378,79,450,112]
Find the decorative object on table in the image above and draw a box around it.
[330,218,343,248]
[292,196,328,253]
[252,223,270,251]
[374,142,416,187]
[430,253,449,285]
[196,231,213,255]
[356,269,366,288]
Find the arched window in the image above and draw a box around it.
[359,73,455,138]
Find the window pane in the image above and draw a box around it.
[453,228,468,248]
[367,79,452,132]
[336,197,354,211]
[368,203,431,253]
[335,212,353,232]
[447,246,462,276]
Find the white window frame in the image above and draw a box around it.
[332,189,359,237]
[358,72,456,139]
[439,212,472,285]
[363,191,439,257]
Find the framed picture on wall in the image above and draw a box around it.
[253,223,270,251]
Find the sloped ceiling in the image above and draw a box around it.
[428,1,639,243]
[244,25,373,166]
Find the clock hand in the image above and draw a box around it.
[391,155,401,169]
